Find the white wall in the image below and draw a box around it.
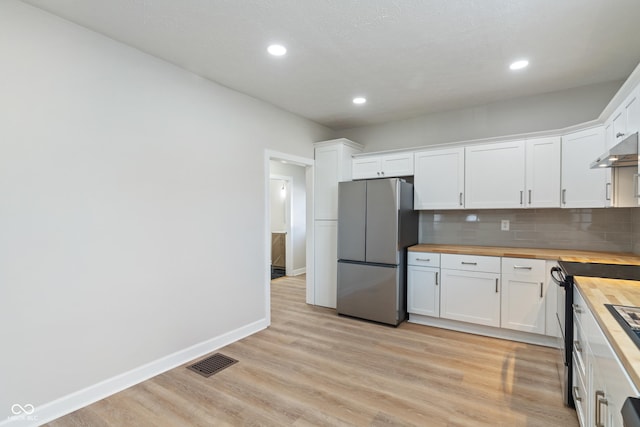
[269,178,288,233]
[0,0,332,421]
[340,80,623,152]
[270,161,307,273]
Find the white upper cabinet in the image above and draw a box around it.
[625,87,640,137]
[611,88,639,144]
[352,152,414,180]
[414,148,465,210]
[465,141,526,209]
[525,137,561,208]
[561,126,608,208]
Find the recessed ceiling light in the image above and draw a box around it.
[353,97,367,105]
[267,44,287,56]
[509,60,529,70]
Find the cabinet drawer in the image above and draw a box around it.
[501,257,546,278]
[441,254,500,273]
[572,356,588,427]
[573,320,587,381]
[408,252,440,267]
[572,286,587,330]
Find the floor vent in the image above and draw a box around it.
[187,353,238,377]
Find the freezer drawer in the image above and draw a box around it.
[337,261,405,326]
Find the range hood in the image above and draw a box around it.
[590,132,639,168]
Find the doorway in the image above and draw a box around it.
[269,175,291,279]
[264,150,314,324]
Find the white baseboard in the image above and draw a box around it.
[1,318,269,427]
[408,314,560,348]
[291,267,306,276]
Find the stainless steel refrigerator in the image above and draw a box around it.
[337,178,418,326]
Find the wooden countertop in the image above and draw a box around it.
[574,277,640,391]
[408,244,640,264]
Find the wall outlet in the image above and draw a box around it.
[501,220,510,231]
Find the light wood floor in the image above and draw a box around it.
[47,275,578,426]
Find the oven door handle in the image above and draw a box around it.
[550,266,565,287]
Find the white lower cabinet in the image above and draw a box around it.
[440,267,501,328]
[407,252,441,317]
[500,258,547,334]
[410,254,562,344]
[407,266,440,317]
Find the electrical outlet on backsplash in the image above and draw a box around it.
[418,207,640,254]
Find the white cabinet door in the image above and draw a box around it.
[526,137,561,208]
[352,157,381,180]
[314,140,362,219]
[623,89,640,207]
[381,153,414,177]
[625,89,639,137]
[465,141,526,209]
[314,220,338,308]
[501,278,546,334]
[561,127,607,208]
[545,261,561,338]
[612,108,626,144]
[440,269,501,327]
[315,146,340,219]
[414,148,465,210]
[501,258,546,334]
[407,266,440,317]
[352,153,414,180]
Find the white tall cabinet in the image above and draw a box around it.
[313,139,363,308]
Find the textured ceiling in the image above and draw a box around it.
[20,0,640,129]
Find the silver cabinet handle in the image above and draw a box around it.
[416,258,431,262]
[495,278,499,293]
[605,182,611,201]
[634,173,639,198]
[574,340,582,353]
[512,265,532,270]
[616,132,625,138]
[461,262,477,265]
[572,386,582,402]
[435,272,439,286]
[520,190,523,205]
[572,303,582,314]
[595,390,607,427]
[528,189,532,205]
[562,189,566,205]
[459,192,463,206]
[540,282,543,298]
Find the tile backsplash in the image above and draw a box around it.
[419,208,640,254]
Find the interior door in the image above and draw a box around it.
[365,179,399,265]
